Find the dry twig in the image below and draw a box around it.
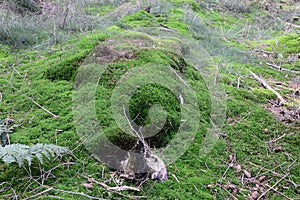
[249,70,286,104]
[266,62,300,74]
[257,173,289,200]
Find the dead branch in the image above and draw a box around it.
[9,84,59,119]
[31,98,59,119]
[23,188,53,200]
[159,24,177,33]
[257,173,289,200]
[266,62,300,74]
[123,106,149,152]
[52,187,104,200]
[264,183,294,200]
[89,178,140,192]
[266,62,281,70]
[249,70,286,105]
[88,178,146,199]
[266,132,295,144]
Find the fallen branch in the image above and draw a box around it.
[9,85,59,119]
[23,188,53,200]
[53,187,104,200]
[265,183,294,200]
[159,24,177,33]
[249,70,286,105]
[257,173,289,200]
[286,22,300,29]
[266,132,295,144]
[89,178,140,191]
[31,98,59,119]
[266,62,300,74]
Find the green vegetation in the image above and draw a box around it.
[0,0,299,199]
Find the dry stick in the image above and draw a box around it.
[31,98,59,119]
[53,187,105,200]
[123,106,149,152]
[9,85,59,119]
[264,183,294,200]
[89,178,146,199]
[159,24,177,33]
[249,162,286,178]
[237,77,241,89]
[266,132,295,144]
[249,70,286,104]
[23,187,53,200]
[171,174,180,183]
[266,62,300,74]
[257,173,289,200]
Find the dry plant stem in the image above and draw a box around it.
[23,188,53,200]
[81,176,146,199]
[53,187,104,200]
[249,162,286,178]
[171,174,180,182]
[257,173,289,200]
[249,70,286,104]
[264,184,294,200]
[9,84,59,119]
[266,62,300,74]
[123,106,149,152]
[30,98,59,119]
[266,132,295,144]
[89,178,140,192]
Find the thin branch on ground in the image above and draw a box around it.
[257,173,289,200]
[264,183,294,200]
[8,84,59,119]
[266,132,295,144]
[249,70,286,104]
[23,187,53,200]
[266,62,300,74]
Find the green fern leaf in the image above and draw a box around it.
[0,143,70,167]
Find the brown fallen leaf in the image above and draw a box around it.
[258,176,266,182]
[243,170,251,178]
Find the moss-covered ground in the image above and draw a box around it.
[0,0,299,199]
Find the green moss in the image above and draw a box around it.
[1,1,299,199]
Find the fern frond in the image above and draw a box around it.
[0,143,70,167]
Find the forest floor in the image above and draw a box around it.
[0,0,299,199]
